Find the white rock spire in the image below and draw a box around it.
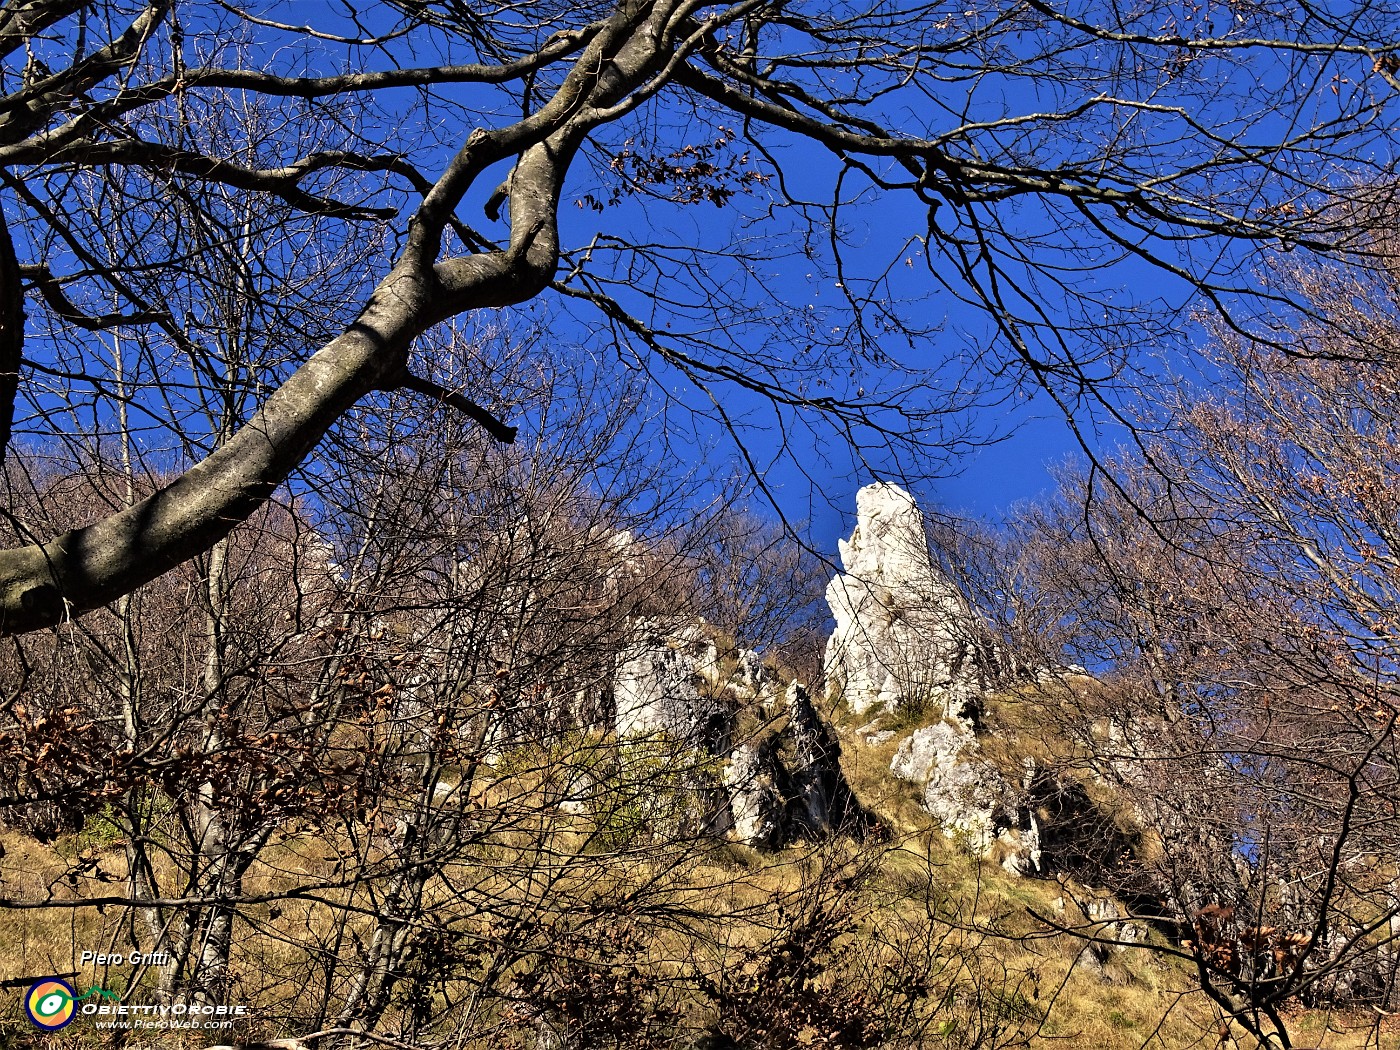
[823,482,988,719]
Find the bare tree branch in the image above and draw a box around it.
[394,371,516,443]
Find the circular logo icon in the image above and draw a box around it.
[24,978,77,1030]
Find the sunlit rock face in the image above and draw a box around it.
[826,483,1038,872]
[613,620,733,750]
[612,625,868,849]
[722,740,785,849]
[823,482,992,722]
[888,723,1041,874]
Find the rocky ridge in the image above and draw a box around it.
[825,482,1045,873]
[824,482,995,720]
[594,482,1105,871]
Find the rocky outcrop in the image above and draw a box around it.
[610,624,868,849]
[785,682,865,837]
[825,483,1035,867]
[613,620,735,752]
[824,483,997,720]
[888,723,1041,874]
[722,740,786,848]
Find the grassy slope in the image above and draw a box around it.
[0,681,1396,1048]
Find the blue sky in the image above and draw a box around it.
[18,0,1397,576]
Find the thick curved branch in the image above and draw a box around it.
[0,212,576,632]
[5,140,405,218]
[0,275,414,632]
[0,0,90,62]
[0,0,696,634]
[402,4,649,270]
[0,0,170,146]
[411,0,690,281]
[18,262,163,330]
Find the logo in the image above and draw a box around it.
[25,978,77,1030]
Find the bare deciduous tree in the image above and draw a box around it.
[1003,234,1400,1047]
[4,0,1400,628]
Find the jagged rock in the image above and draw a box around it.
[918,763,1018,859]
[888,723,1037,869]
[613,621,735,753]
[1086,898,1127,957]
[735,647,775,692]
[824,483,995,720]
[855,721,896,746]
[996,819,1043,877]
[785,682,867,837]
[723,741,786,849]
[889,722,971,783]
[824,484,1043,869]
[888,725,1001,844]
[611,622,865,849]
[821,484,1138,880]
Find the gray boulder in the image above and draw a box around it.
[613,623,867,849]
[889,723,1040,873]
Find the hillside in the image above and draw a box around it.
[0,484,1396,1050]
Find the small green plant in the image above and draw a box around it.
[584,737,719,851]
[1108,1009,1136,1030]
[879,700,935,734]
[76,806,126,851]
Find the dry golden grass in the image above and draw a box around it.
[0,725,1395,1050]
